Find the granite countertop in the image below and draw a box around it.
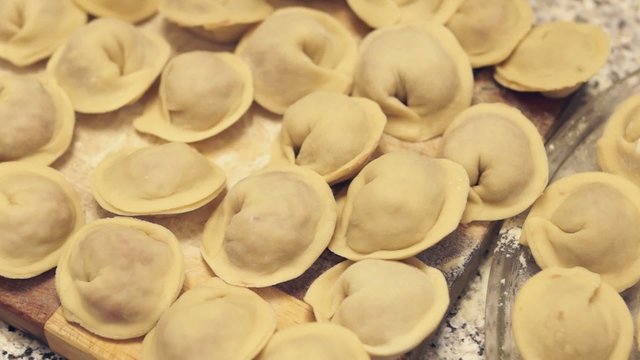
[1,0,639,359]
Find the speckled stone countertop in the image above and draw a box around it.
[1,0,639,359]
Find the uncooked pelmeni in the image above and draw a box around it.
[521,172,640,292]
[236,7,357,114]
[134,51,253,143]
[72,0,157,23]
[56,217,185,339]
[445,0,533,68]
[47,18,170,114]
[439,103,548,223]
[201,166,336,287]
[346,0,463,28]
[0,0,86,66]
[597,93,640,187]
[353,22,473,141]
[257,323,369,360]
[91,142,226,216]
[0,74,75,165]
[0,162,83,279]
[495,22,610,98]
[271,92,386,185]
[304,258,449,358]
[513,267,633,360]
[329,151,469,260]
[142,278,276,360]
[159,0,273,42]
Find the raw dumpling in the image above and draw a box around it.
[236,7,358,114]
[597,93,640,186]
[142,277,276,360]
[304,258,449,358]
[55,217,185,339]
[346,0,463,28]
[445,0,533,68]
[159,0,273,42]
[134,51,253,143]
[512,267,633,360]
[0,162,83,279]
[0,0,86,66]
[439,103,548,223]
[521,172,640,292]
[271,92,386,185]
[0,74,75,165]
[257,323,369,360]
[329,152,469,260]
[201,166,336,287]
[47,18,170,114]
[353,23,473,141]
[72,0,157,23]
[91,142,226,216]
[495,22,610,98]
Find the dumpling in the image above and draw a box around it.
[495,22,610,98]
[201,166,336,287]
[329,151,469,260]
[159,0,273,43]
[0,162,83,279]
[134,51,253,143]
[142,277,276,360]
[346,0,463,28]
[271,92,386,185]
[304,258,449,358]
[352,23,473,141]
[55,217,185,339]
[520,172,640,292]
[0,74,75,165]
[72,0,157,23]
[439,103,548,223]
[91,142,226,216]
[257,323,369,360]
[236,7,358,114]
[0,0,86,66]
[597,93,640,186]
[512,267,633,360]
[47,18,170,114]
[445,0,533,68]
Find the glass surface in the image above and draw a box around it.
[485,69,640,360]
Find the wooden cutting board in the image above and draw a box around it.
[0,2,569,359]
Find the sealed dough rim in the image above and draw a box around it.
[257,322,369,360]
[0,0,87,67]
[445,0,533,68]
[597,92,640,185]
[235,7,358,115]
[328,157,469,260]
[201,165,337,288]
[494,21,610,93]
[158,0,272,28]
[521,172,640,292]
[133,52,254,143]
[443,103,549,223]
[0,162,84,279]
[55,217,185,339]
[4,75,77,166]
[72,0,158,23]
[271,94,387,185]
[304,258,449,357]
[91,146,226,216]
[346,0,464,28]
[142,277,276,360]
[512,267,634,360]
[46,19,171,114]
[355,21,474,141]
